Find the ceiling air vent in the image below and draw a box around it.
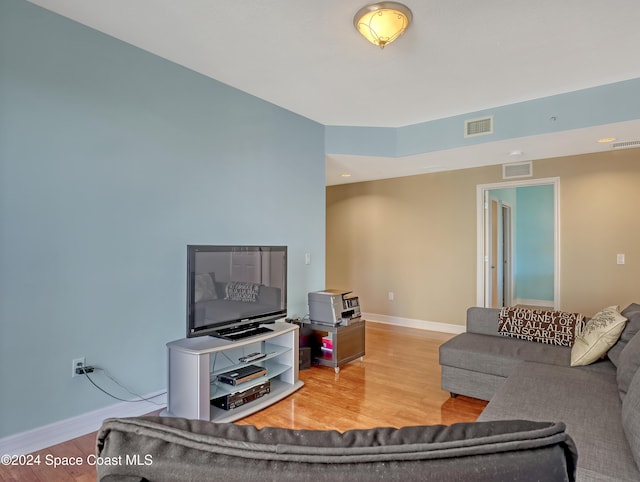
[465,116,493,138]
[503,161,532,179]
[611,140,640,150]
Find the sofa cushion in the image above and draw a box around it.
[617,331,640,400]
[571,306,627,366]
[609,303,640,367]
[96,416,577,482]
[466,307,502,336]
[479,360,639,481]
[622,368,640,469]
[439,332,570,378]
[498,307,584,347]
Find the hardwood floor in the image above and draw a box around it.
[0,322,486,481]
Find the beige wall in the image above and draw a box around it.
[326,149,640,327]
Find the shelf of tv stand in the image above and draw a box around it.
[210,359,291,399]
[161,321,303,423]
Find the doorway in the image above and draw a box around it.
[476,178,559,309]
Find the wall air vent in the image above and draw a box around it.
[465,116,493,138]
[502,161,532,179]
[611,140,640,150]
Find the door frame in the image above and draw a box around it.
[476,177,560,309]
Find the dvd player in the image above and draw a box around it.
[217,364,267,386]
[211,380,271,410]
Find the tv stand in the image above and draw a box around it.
[161,322,303,423]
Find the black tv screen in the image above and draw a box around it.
[186,245,287,338]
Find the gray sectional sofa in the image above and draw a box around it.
[439,304,640,482]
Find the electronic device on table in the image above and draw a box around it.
[239,352,268,363]
[186,245,287,340]
[308,290,361,326]
[217,364,267,386]
[211,380,271,410]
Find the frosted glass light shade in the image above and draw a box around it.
[354,2,413,48]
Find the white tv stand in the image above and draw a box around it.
[161,322,303,423]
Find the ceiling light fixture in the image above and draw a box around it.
[597,137,617,143]
[354,2,413,49]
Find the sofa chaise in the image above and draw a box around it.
[439,304,640,481]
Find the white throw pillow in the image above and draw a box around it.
[571,306,627,366]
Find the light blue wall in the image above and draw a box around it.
[0,0,325,438]
[489,186,554,304]
[489,188,517,206]
[515,186,555,302]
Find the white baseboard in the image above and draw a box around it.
[363,312,465,334]
[0,390,166,456]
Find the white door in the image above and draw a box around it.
[485,197,512,308]
[502,203,513,307]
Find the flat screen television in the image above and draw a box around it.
[186,245,287,339]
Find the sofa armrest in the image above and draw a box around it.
[466,307,502,336]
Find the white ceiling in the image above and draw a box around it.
[28,0,640,184]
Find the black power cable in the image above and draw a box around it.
[77,366,165,405]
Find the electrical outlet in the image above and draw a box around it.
[72,357,85,378]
